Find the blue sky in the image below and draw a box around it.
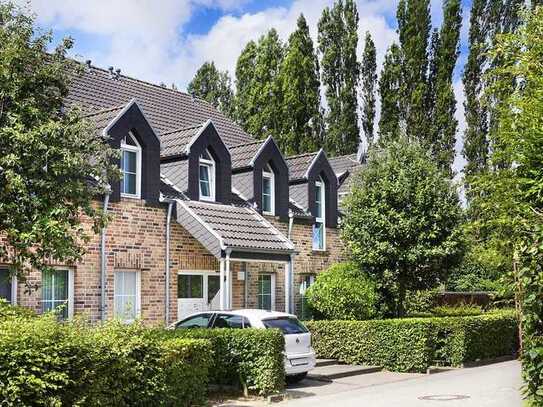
[19,0,471,172]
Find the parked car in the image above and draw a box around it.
[169,309,316,382]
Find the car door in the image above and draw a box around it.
[211,313,251,329]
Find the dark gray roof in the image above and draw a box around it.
[232,171,254,203]
[229,139,265,170]
[290,183,309,212]
[161,160,189,193]
[285,152,318,181]
[329,154,366,195]
[83,104,125,137]
[160,123,205,158]
[175,199,294,257]
[66,63,253,147]
[289,200,312,219]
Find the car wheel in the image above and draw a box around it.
[286,372,307,384]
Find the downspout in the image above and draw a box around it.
[100,191,111,322]
[165,200,174,325]
[287,209,294,240]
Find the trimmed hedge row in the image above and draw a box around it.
[0,315,212,406]
[162,328,285,396]
[305,311,518,373]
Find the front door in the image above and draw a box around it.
[177,272,221,319]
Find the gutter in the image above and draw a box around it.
[100,191,111,322]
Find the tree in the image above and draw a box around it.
[244,29,284,141]
[278,14,323,155]
[342,137,464,316]
[0,3,117,278]
[234,40,258,130]
[360,32,377,147]
[471,8,543,402]
[318,0,360,156]
[396,0,432,140]
[428,0,462,174]
[187,61,234,118]
[378,43,402,144]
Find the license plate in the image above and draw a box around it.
[290,358,308,366]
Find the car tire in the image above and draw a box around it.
[286,372,307,384]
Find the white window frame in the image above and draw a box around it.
[114,270,141,323]
[41,268,74,319]
[262,167,275,215]
[0,267,18,306]
[313,179,326,251]
[257,273,276,311]
[199,150,215,202]
[120,132,142,199]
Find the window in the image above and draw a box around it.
[114,271,140,322]
[175,313,213,329]
[0,269,13,304]
[263,317,308,334]
[178,274,203,299]
[120,132,141,198]
[199,149,215,201]
[212,314,251,329]
[313,178,326,250]
[257,274,275,311]
[262,165,275,215]
[42,269,73,319]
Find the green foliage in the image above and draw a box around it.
[0,298,36,319]
[318,0,360,155]
[0,3,118,277]
[165,327,285,396]
[234,40,258,129]
[378,43,402,143]
[431,304,484,317]
[305,311,518,372]
[0,315,212,406]
[342,137,465,316]
[187,61,235,118]
[277,14,323,155]
[405,289,439,316]
[305,262,378,320]
[360,32,377,147]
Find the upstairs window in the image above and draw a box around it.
[262,164,275,215]
[199,149,215,201]
[313,178,326,251]
[120,132,141,198]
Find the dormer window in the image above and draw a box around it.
[120,132,141,198]
[262,164,275,215]
[199,149,215,201]
[313,178,326,251]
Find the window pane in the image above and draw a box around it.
[114,272,138,321]
[207,276,220,305]
[123,150,137,173]
[315,184,322,218]
[122,173,136,195]
[262,177,272,212]
[258,275,272,311]
[313,223,324,250]
[42,270,69,319]
[178,275,203,299]
[176,313,213,329]
[199,165,211,197]
[0,269,11,302]
[263,317,308,334]
[213,314,245,329]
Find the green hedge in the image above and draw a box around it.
[0,315,212,406]
[306,311,518,373]
[163,328,285,396]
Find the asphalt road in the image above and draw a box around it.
[282,360,522,407]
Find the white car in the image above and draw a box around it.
[170,309,316,382]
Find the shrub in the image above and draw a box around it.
[164,328,285,396]
[306,311,518,373]
[431,304,484,317]
[305,262,378,320]
[0,298,36,319]
[405,289,439,316]
[0,315,212,406]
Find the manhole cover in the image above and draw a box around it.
[418,395,471,401]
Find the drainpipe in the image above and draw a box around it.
[165,200,174,325]
[100,191,111,322]
[287,209,294,240]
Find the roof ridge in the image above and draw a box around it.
[159,122,206,137]
[229,139,264,149]
[285,151,319,160]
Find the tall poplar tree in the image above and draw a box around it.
[234,40,258,131]
[278,14,323,155]
[318,0,360,156]
[360,32,377,147]
[429,0,462,173]
[187,61,234,118]
[396,0,432,139]
[378,43,403,144]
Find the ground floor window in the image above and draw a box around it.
[257,274,275,311]
[298,274,315,320]
[42,269,73,319]
[114,271,140,323]
[0,268,13,303]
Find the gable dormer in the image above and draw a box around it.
[89,99,161,204]
[230,136,289,220]
[185,120,231,204]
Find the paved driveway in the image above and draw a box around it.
[282,360,522,407]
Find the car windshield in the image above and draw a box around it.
[263,317,308,334]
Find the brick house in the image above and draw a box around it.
[0,63,364,324]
